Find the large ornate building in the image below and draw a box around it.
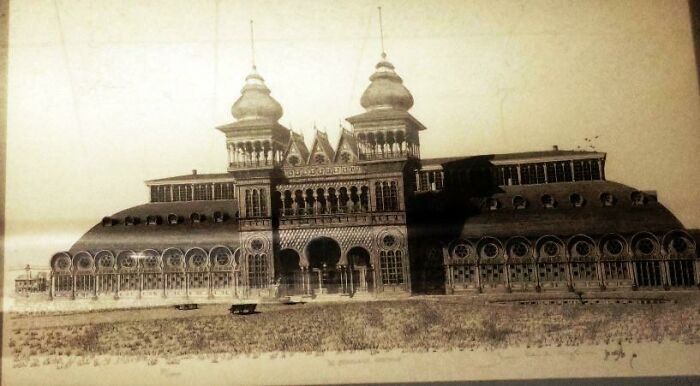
[47,50,699,302]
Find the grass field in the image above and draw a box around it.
[5,295,700,368]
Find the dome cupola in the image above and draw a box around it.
[231,66,283,122]
[360,54,414,112]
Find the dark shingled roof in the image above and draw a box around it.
[70,200,239,254]
[457,181,682,239]
[421,149,604,167]
[146,172,233,184]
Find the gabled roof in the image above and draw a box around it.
[308,130,335,163]
[283,131,309,166]
[334,128,358,162]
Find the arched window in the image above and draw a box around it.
[380,250,403,285]
[513,196,528,209]
[631,191,646,206]
[569,193,585,207]
[248,253,268,288]
[541,194,556,208]
[375,182,384,212]
[388,181,398,211]
[600,192,616,207]
[245,190,252,217]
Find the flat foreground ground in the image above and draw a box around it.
[3,294,700,384]
[5,294,700,359]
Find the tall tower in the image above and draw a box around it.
[216,22,289,295]
[343,8,428,294]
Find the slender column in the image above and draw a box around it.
[185,270,190,297]
[49,273,54,300]
[208,270,213,298]
[475,263,482,292]
[661,259,671,290]
[71,273,76,300]
[162,271,167,298]
[138,272,143,299]
[115,273,121,299]
[93,273,98,299]
[504,263,511,292]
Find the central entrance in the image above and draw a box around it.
[307,237,342,294]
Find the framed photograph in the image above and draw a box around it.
[3,1,699,385]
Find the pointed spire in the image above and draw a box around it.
[249,20,257,70]
[378,6,386,59]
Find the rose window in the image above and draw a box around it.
[482,243,498,258]
[56,257,70,270]
[251,239,264,251]
[511,242,528,258]
[383,235,396,248]
[99,255,113,268]
[121,257,135,268]
[454,244,470,258]
[168,254,182,267]
[672,238,688,253]
[605,240,623,256]
[191,254,206,267]
[144,256,158,268]
[78,256,92,269]
[637,239,655,255]
[575,242,591,257]
[215,254,230,266]
[542,242,559,257]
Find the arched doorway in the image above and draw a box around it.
[275,249,302,295]
[306,237,342,294]
[347,246,373,294]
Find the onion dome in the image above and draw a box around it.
[360,54,414,111]
[231,67,283,122]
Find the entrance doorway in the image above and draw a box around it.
[307,237,342,294]
[347,246,373,294]
[275,249,302,295]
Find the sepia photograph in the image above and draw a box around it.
[2,0,700,385]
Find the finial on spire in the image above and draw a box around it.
[249,20,256,69]
[378,6,386,59]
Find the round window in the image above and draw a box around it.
[575,242,591,257]
[542,242,559,257]
[215,254,230,266]
[340,152,352,163]
[144,256,158,268]
[251,239,264,251]
[605,239,623,256]
[454,244,470,258]
[637,238,655,255]
[288,155,300,166]
[168,254,182,267]
[314,154,325,164]
[56,257,70,270]
[672,238,688,253]
[78,256,91,269]
[511,242,528,258]
[482,243,498,258]
[121,257,135,268]
[192,254,206,267]
[99,255,113,268]
[383,235,396,248]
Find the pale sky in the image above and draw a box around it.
[5,0,700,275]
